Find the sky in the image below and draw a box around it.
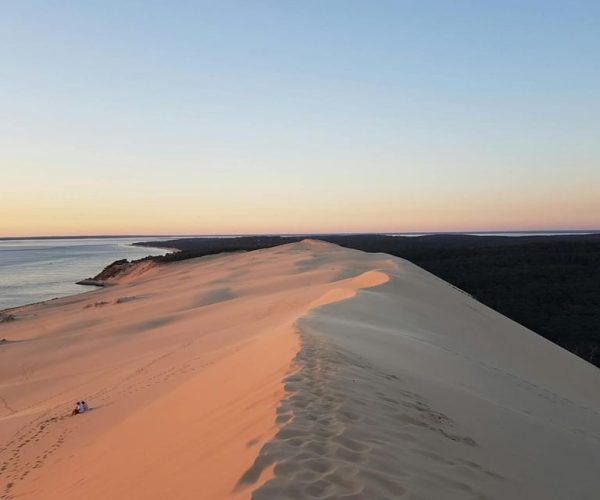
[1,1,599,236]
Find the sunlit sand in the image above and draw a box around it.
[1,241,599,499]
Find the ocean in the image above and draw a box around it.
[0,238,171,311]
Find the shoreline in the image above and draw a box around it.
[0,242,173,314]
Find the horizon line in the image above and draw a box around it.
[1,229,599,240]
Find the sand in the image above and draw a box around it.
[1,240,599,499]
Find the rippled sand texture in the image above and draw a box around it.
[245,248,600,499]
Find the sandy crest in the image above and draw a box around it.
[0,240,390,499]
[1,240,599,499]
[250,245,600,499]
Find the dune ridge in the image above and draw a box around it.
[1,240,599,499]
[249,246,600,499]
[0,240,391,499]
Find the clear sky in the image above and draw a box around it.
[1,1,599,236]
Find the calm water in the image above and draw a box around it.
[0,238,171,311]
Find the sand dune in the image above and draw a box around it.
[1,240,599,499]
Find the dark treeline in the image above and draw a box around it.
[135,234,600,367]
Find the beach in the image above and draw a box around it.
[1,240,599,499]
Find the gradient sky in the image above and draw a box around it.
[1,1,599,236]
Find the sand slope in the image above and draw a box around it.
[1,241,599,499]
[0,240,387,499]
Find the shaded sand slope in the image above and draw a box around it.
[2,241,599,499]
[0,240,389,499]
[245,245,600,499]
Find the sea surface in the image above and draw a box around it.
[0,238,171,311]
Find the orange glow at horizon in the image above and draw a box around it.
[2,185,598,237]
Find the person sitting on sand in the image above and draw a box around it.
[80,401,88,413]
[71,402,82,416]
